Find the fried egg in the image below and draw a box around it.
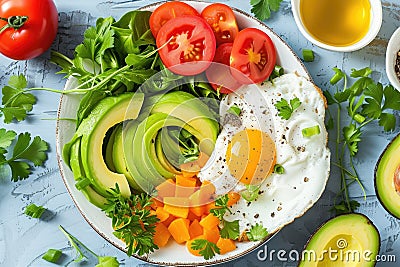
[198,73,330,235]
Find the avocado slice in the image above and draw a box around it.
[69,138,107,209]
[299,213,380,267]
[150,91,219,155]
[104,125,118,172]
[375,133,400,219]
[64,92,144,198]
[154,132,180,175]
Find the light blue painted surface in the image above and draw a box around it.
[0,0,399,266]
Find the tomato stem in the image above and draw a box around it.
[0,15,28,34]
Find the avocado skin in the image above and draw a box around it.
[63,93,144,198]
[375,132,400,219]
[69,137,107,209]
[298,213,380,267]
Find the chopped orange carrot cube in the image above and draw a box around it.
[168,218,190,244]
[189,219,203,239]
[153,223,171,247]
[216,237,236,254]
[199,213,220,230]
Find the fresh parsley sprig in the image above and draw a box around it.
[210,194,240,240]
[275,97,301,120]
[324,67,400,214]
[102,185,159,256]
[250,0,283,21]
[0,129,49,182]
[247,223,269,241]
[191,239,220,260]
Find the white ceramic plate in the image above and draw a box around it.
[56,1,317,265]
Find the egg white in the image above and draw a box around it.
[198,73,330,236]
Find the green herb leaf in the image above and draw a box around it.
[25,203,46,218]
[241,184,261,202]
[102,185,159,256]
[275,97,301,120]
[382,85,400,110]
[210,194,231,220]
[343,124,362,157]
[350,67,372,78]
[191,239,220,260]
[0,129,16,149]
[220,219,240,240]
[247,223,268,241]
[1,132,49,182]
[1,75,36,123]
[227,105,241,116]
[331,200,360,215]
[250,0,283,21]
[379,113,396,132]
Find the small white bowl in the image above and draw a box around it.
[386,27,400,91]
[291,0,382,52]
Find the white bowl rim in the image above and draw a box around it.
[291,0,383,52]
[385,27,400,91]
[55,1,326,266]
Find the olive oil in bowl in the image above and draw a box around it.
[299,0,371,47]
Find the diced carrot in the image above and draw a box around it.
[162,214,176,227]
[153,223,171,247]
[187,211,200,222]
[227,192,241,207]
[181,168,199,178]
[190,205,206,217]
[204,226,220,244]
[156,207,170,222]
[156,179,176,199]
[205,201,218,214]
[189,219,203,239]
[216,237,236,254]
[186,235,207,256]
[168,218,190,244]
[199,213,220,230]
[163,197,190,218]
[175,175,197,198]
[180,161,201,177]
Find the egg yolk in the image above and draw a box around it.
[226,129,276,185]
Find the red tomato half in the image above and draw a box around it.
[149,1,200,38]
[206,43,242,94]
[230,28,277,84]
[201,3,239,45]
[156,15,216,76]
[0,0,58,60]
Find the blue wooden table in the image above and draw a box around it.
[0,0,399,266]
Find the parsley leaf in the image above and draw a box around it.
[250,0,283,21]
[274,97,301,120]
[1,75,36,123]
[382,85,400,110]
[210,194,231,220]
[331,200,360,215]
[102,185,159,256]
[343,124,362,157]
[0,132,49,182]
[191,239,220,260]
[24,203,46,218]
[247,223,269,241]
[220,219,240,240]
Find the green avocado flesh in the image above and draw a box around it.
[299,213,380,267]
[375,133,400,219]
[64,90,220,201]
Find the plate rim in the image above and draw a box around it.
[55,1,320,266]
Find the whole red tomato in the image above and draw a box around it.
[0,0,58,60]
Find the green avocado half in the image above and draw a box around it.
[375,133,400,219]
[299,213,380,267]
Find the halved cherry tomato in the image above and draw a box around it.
[206,43,242,94]
[149,1,200,38]
[201,3,239,46]
[230,28,277,84]
[156,15,216,76]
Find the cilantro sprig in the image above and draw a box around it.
[0,129,49,182]
[250,0,283,21]
[324,67,400,214]
[102,185,159,256]
[275,97,302,120]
